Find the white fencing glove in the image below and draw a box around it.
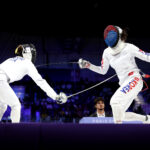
[55,92,68,104]
[78,58,91,69]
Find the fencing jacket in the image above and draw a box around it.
[89,42,150,85]
[0,56,58,100]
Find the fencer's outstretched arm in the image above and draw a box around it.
[79,52,110,75]
[27,62,58,100]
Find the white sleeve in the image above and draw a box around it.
[89,51,110,75]
[131,44,150,62]
[27,62,58,100]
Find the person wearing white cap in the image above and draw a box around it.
[78,25,150,123]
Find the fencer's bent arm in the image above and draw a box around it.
[132,46,150,62]
[27,63,58,100]
[89,52,110,75]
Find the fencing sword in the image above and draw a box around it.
[36,61,78,68]
[67,74,117,98]
[36,61,117,98]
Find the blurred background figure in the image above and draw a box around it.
[90,97,112,117]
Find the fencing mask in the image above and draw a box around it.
[15,44,36,63]
[104,25,123,48]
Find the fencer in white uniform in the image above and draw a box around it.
[79,25,150,123]
[0,44,67,123]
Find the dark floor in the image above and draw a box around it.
[0,123,150,150]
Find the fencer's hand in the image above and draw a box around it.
[55,92,68,104]
[78,58,91,69]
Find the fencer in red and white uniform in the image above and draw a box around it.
[79,25,150,123]
[0,44,67,123]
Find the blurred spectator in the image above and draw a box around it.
[90,97,112,117]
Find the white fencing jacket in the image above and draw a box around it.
[0,56,58,100]
[89,42,150,85]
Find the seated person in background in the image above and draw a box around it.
[90,97,112,117]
